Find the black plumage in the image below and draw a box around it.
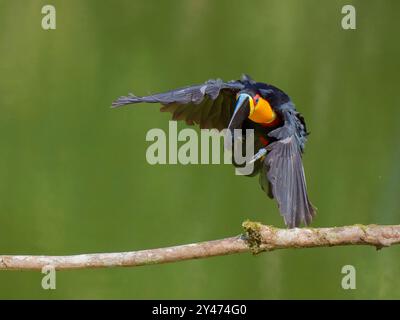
[112,74,316,228]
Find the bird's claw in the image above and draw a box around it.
[249,148,267,164]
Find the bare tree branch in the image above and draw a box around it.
[1,221,400,271]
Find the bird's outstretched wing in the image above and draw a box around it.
[259,103,315,228]
[112,79,245,130]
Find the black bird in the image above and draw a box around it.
[112,75,315,228]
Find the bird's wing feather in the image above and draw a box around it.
[112,79,244,130]
[259,104,315,228]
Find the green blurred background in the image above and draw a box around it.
[0,0,399,299]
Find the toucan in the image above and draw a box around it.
[112,74,315,228]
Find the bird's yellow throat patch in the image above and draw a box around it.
[248,95,277,124]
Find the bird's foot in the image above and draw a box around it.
[249,148,267,164]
